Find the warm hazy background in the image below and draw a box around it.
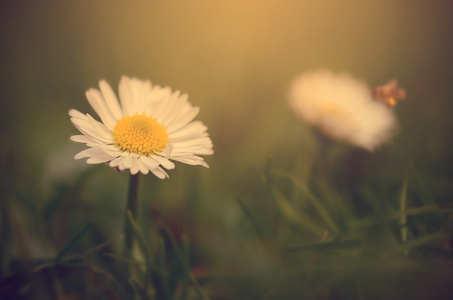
[2,0,453,176]
[1,0,453,252]
[1,1,453,298]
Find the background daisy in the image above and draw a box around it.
[288,69,397,151]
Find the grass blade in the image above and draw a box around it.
[399,178,409,244]
[273,187,325,236]
[178,235,190,300]
[235,196,265,240]
[159,223,208,300]
[272,170,340,234]
[55,222,92,262]
[127,211,168,300]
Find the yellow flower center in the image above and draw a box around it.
[319,103,346,118]
[317,103,358,136]
[113,114,168,156]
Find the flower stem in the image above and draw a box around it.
[124,173,139,253]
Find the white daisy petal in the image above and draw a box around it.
[120,155,133,170]
[170,154,204,161]
[130,78,149,113]
[71,134,119,152]
[140,156,159,169]
[144,86,172,116]
[151,155,175,170]
[86,114,114,140]
[85,89,117,130]
[139,81,153,112]
[119,76,134,116]
[109,156,123,168]
[166,105,188,124]
[71,117,114,144]
[137,159,150,175]
[171,146,203,154]
[194,147,215,155]
[87,154,116,164]
[166,107,200,134]
[69,109,87,120]
[164,144,173,159]
[151,86,172,102]
[130,157,140,175]
[170,156,207,167]
[171,137,212,150]
[99,79,123,120]
[70,76,213,178]
[74,148,113,160]
[70,135,91,144]
[150,166,168,179]
[154,90,182,125]
[169,120,205,136]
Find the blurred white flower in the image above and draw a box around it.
[288,70,397,151]
[70,76,213,178]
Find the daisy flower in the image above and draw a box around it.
[69,76,213,178]
[287,69,397,151]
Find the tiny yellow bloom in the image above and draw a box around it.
[372,79,406,107]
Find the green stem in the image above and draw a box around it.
[124,173,140,253]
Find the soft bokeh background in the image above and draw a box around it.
[1,0,453,299]
[2,0,453,176]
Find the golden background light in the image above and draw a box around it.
[1,0,452,184]
[2,3,453,298]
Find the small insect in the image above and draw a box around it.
[372,79,406,107]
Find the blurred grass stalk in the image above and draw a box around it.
[121,173,207,299]
[399,177,408,255]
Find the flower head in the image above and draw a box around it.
[288,70,397,151]
[70,76,214,178]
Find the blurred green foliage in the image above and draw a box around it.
[1,0,453,299]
